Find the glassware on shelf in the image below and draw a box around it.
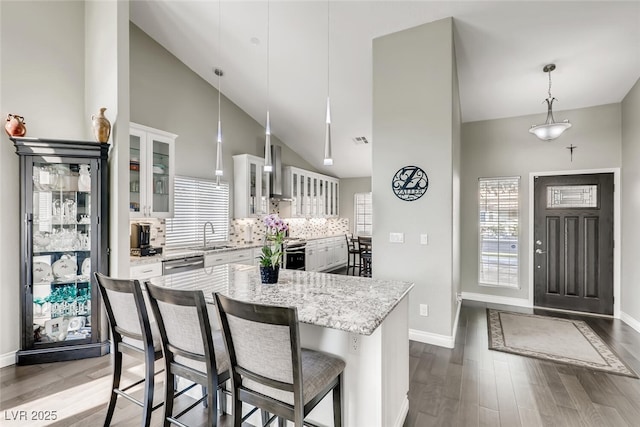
[78,164,91,191]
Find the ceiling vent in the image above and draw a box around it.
[353,136,369,145]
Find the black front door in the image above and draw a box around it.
[534,173,614,315]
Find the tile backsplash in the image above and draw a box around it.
[230,217,349,244]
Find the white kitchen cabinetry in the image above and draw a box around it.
[233,154,270,218]
[283,166,339,218]
[129,123,176,219]
[228,248,255,265]
[205,252,230,267]
[305,237,347,272]
[130,261,163,280]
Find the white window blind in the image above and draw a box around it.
[165,176,229,249]
[478,177,519,288]
[354,192,372,236]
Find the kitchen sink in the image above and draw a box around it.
[188,245,235,251]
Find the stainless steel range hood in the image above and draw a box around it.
[269,145,292,201]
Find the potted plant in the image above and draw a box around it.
[259,214,288,283]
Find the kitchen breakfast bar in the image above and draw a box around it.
[148,264,414,427]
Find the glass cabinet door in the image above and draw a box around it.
[249,163,257,215]
[260,164,269,215]
[292,173,298,216]
[129,133,142,215]
[31,161,94,345]
[151,137,171,215]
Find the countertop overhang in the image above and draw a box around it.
[147,264,413,336]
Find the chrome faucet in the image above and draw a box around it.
[203,221,215,247]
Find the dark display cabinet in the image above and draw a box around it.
[12,137,110,364]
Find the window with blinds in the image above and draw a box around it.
[478,177,519,288]
[165,176,229,249]
[354,192,372,236]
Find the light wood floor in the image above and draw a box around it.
[2,301,640,426]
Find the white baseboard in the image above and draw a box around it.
[621,311,640,334]
[409,300,462,349]
[462,292,532,308]
[393,396,409,427]
[0,351,16,368]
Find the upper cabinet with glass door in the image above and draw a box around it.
[283,166,339,218]
[129,123,176,219]
[233,154,270,218]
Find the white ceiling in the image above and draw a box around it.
[130,1,640,178]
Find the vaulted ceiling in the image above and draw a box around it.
[131,1,640,178]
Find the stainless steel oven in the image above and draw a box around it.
[283,240,306,271]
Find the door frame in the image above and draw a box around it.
[528,168,621,318]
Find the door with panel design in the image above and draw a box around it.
[534,173,614,314]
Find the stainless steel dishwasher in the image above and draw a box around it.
[162,255,204,275]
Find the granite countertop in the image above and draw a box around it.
[147,264,413,336]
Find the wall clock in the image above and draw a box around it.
[391,166,429,201]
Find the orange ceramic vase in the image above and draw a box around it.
[5,114,27,137]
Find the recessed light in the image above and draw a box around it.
[250,37,260,45]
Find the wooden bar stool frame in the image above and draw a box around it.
[146,283,231,427]
[95,272,164,427]
[214,293,344,427]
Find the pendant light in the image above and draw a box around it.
[529,63,572,141]
[263,0,273,173]
[323,0,333,166]
[214,0,224,182]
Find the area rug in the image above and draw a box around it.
[487,309,637,378]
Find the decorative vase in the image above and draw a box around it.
[5,113,27,137]
[91,107,111,143]
[78,164,91,191]
[260,265,279,284]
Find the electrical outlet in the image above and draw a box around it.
[456,293,463,303]
[389,232,404,243]
[349,333,360,353]
[419,304,429,317]
[420,234,429,245]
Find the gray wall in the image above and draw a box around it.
[130,23,316,207]
[0,1,87,360]
[339,177,371,235]
[373,18,459,338]
[461,103,622,301]
[621,78,640,324]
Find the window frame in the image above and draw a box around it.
[478,176,520,288]
[354,192,372,236]
[165,176,230,249]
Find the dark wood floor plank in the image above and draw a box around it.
[518,407,543,427]
[538,362,577,410]
[478,368,499,411]
[592,403,631,427]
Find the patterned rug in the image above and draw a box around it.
[487,309,637,378]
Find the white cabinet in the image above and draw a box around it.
[283,167,339,218]
[130,261,163,280]
[129,123,176,218]
[305,237,347,272]
[205,252,231,267]
[233,154,270,218]
[228,248,255,265]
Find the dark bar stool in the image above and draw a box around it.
[95,273,164,427]
[345,234,360,275]
[145,284,230,427]
[357,236,372,277]
[214,292,345,427]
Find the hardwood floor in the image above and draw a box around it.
[2,301,639,426]
[404,301,640,427]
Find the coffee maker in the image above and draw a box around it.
[130,222,162,256]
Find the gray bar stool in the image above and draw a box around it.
[214,292,345,427]
[95,272,164,427]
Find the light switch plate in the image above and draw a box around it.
[420,234,429,245]
[389,232,404,243]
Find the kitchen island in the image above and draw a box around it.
[148,264,413,427]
